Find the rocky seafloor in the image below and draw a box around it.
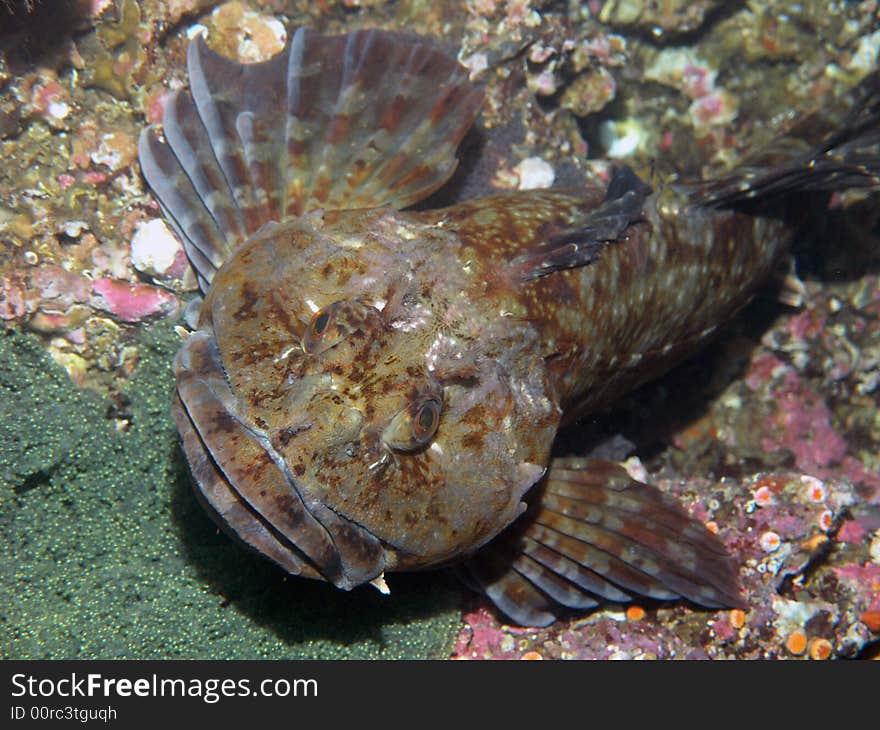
[1,0,878,659]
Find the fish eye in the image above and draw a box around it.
[303,304,343,354]
[382,396,442,452]
[311,309,331,336]
[302,300,382,355]
[413,399,440,441]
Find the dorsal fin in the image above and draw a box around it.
[138,28,483,290]
[509,165,652,282]
[691,71,880,209]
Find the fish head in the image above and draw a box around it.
[175,273,561,589]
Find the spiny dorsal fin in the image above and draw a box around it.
[510,166,652,282]
[692,71,880,209]
[139,28,483,290]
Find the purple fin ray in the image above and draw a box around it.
[510,166,651,281]
[693,71,880,208]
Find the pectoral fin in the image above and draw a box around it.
[460,458,744,627]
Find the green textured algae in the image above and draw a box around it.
[0,322,462,659]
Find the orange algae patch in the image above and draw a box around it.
[626,605,646,621]
[705,521,719,534]
[729,609,746,629]
[859,610,880,633]
[801,533,829,553]
[785,629,808,655]
[809,638,833,660]
[521,651,543,660]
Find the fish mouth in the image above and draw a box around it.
[173,329,388,590]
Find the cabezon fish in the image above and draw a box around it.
[138,27,880,627]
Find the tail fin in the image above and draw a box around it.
[691,71,880,209]
[138,28,482,290]
[459,458,743,627]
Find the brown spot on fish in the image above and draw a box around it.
[207,409,239,436]
[461,431,485,451]
[277,424,311,448]
[234,281,261,320]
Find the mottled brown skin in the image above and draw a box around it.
[175,185,783,587]
[430,189,783,419]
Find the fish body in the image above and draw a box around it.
[140,28,880,626]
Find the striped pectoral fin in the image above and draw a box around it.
[174,333,345,584]
[461,457,744,627]
[172,390,323,581]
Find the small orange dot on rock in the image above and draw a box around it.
[785,629,808,655]
[860,610,880,633]
[753,484,774,506]
[809,638,833,660]
[521,651,543,660]
[730,609,746,629]
[626,605,646,621]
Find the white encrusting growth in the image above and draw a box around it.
[391,302,431,332]
[424,332,461,371]
[514,157,555,190]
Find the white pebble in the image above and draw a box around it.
[845,30,880,78]
[130,219,184,279]
[599,118,647,158]
[460,52,489,80]
[514,157,555,190]
[59,220,88,238]
[48,100,70,120]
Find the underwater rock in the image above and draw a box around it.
[130,218,194,290]
[90,277,179,324]
[599,0,722,36]
[204,1,287,63]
